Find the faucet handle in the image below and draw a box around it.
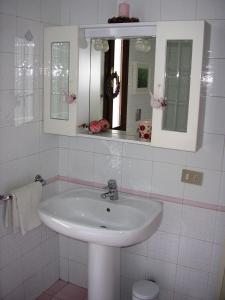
[108,179,117,189]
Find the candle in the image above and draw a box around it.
[118,2,129,17]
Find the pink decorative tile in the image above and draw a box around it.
[55,283,87,300]
[45,280,67,296]
[36,293,52,300]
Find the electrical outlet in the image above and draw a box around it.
[181,169,203,185]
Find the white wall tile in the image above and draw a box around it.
[204,97,225,134]
[146,257,177,291]
[127,0,161,21]
[214,211,225,244]
[158,202,182,235]
[161,0,197,20]
[123,142,153,161]
[59,235,69,258]
[68,260,88,288]
[40,148,59,179]
[152,162,184,198]
[205,59,225,98]
[0,154,40,193]
[24,271,43,300]
[19,226,42,255]
[16,17,41,56]
[175,266,209,299]
[94,140,123,156]
[178,236,212,271]
[68,0,98,25]
[197,0,225,20]
[158,289,174,300]
[39,123,59,152]
[67,238,88,265]
[174,293,200,300]
[210,242,224,273]
[148,231,179,263]
[0,53,14,90]
[22,246,42,280]
[0,259,24,298]
[0,14,16,53]
[94,153,122,185]
[183,168,221,205]
[0,233,22,269]
[0,0,17,16]
[121,252,147,279]
[207,20,225,59]
[41,260,59,291]
[123,240,148,257]
[206,271,221,300]
[59,256,69,281]
[98,0,117,23]
[68,136,94,152]
[186,133,224,170]
[41,236,59,267]
[153,147,186,165]
[40,0,61,24]
[181,206,216,242]
[3,283,25,300]
[58,148,69,176]
[17,0,41,21]
[68,149,94,181]
[122,157,152,192]
[0,122,39,163]
[0,90,15,128]
[219,172,225,206]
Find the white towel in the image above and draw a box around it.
[5,181,42,235]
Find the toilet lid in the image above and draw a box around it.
[132,280,159,299]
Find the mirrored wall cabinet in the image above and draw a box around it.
[44,21,205,151]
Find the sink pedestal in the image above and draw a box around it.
[88,243,120,300]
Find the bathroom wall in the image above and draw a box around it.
[0,0,61,299]
[58,0,225,300]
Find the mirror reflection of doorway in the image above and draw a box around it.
[103,39,129,131]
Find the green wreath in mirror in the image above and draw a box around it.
[105,72,120,99]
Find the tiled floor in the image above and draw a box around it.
[36,280,87,300]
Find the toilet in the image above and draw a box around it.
[132,280,159,300]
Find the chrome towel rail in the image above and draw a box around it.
[0,174,46,202]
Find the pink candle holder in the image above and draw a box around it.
[118,2,129,17]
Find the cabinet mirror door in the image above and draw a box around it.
[163,39,192,132]
[151,21,204,151]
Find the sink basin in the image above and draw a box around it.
[38,187,162,300]
[38,187,162,247]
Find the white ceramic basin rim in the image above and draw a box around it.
[38,188,162,247]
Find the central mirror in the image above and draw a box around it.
[89,36,156,136]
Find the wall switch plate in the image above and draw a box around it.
[181,169,203,185]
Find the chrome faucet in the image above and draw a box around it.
[101,179,119,200]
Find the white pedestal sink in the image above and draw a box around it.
[38,187,162,300]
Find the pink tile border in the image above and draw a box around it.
[46,175,225,213]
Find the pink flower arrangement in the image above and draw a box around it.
[89,119,110,134]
